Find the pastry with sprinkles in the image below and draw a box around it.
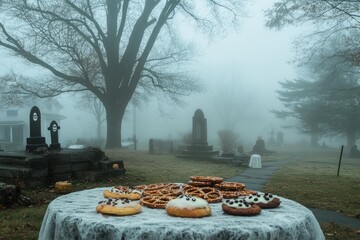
[96,198,142,216]
[166,195,212,218]
[221,198,261,216]
[241,193,281,209]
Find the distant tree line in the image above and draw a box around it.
[267,0,360,149]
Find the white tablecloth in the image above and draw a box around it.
[38,188,325,240]
[249,154,262,168]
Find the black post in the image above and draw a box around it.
[337,145,344,176]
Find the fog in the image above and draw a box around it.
[0,0,345,150]
[58,0,304,150]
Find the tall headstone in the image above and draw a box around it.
[48,120,61,150]
[177,109,219,159]
[192,109,207,145]
[26,106,48,152]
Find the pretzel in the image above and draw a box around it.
[188,180,213,187]
[140,195,174,209]
[183,186,205,198]
[190,176,223,183]
[214,182,246,190]
[144,183,168,191]
[203,189,223,203]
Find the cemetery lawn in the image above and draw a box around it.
[263,147,360,239]
[1,148,360,239]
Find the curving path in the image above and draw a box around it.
[225,158,360,229]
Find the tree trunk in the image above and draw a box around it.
[104,103,126,149]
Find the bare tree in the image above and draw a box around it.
[265,0,360,65]
[0,0,246,148]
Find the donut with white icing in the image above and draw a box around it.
[96,198,142,216]
[221,198,261,216]
[103,187,142,200]
[166,195,212,218]
[242,193,281,208]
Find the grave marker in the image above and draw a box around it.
[192,109,207,145]
[26,106,48,152]
[48,120,61,150]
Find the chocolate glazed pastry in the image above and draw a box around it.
[244,193,281,209]
[221,198,261,216]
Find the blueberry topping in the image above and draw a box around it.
[191,198,196,201]
[229,201,234,205]
[225,199,230,203]
[238,204,243,207]
[254,198,258,201]
[179,195,184,198]
[234,200,238,203]
[186,197,190,201]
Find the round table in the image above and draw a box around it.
[38,188,325,240]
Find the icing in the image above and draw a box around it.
[110,187,141,195]
[166,195,209,209]
[222,199,253,209]
[242,193,275,204]
[98,198,139,208]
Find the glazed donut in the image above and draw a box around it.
[166,195,212,218]
[96,198,142,216]
[214,182,246,191]
[103,187,142,200]
[140,195,174,209]
[222,198,261,216]
[190,176,223,184]
[242,193,281,208]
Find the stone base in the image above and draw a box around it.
[177,144,219,159]
[26,137,48,152]
[0,149,126,187]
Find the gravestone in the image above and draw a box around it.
[177,109,219,159]
[192,109,207,145]
[26,106,48,152]
[48,120,61,150]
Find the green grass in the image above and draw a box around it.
[1,148,360,240]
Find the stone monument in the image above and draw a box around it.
[48,120,61,150]
[178,109,219,159]
[26,106,48,152]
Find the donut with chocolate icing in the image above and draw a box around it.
[96,198,142,216]
[242,193,281,208]
[166,195,212,218]
[221,198,261,216]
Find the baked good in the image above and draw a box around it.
[222,198,261,216]
[96,198,141,216]
[166,194,212,218]
[55,181,72,194]
[242,193,281,208]
[214,181,246,191]
[103,187,142,200]
[201,187,223,203]
[221,189,258,199]
[140,195,174,208]
[188,180,213,187]
[190,176,223,184]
